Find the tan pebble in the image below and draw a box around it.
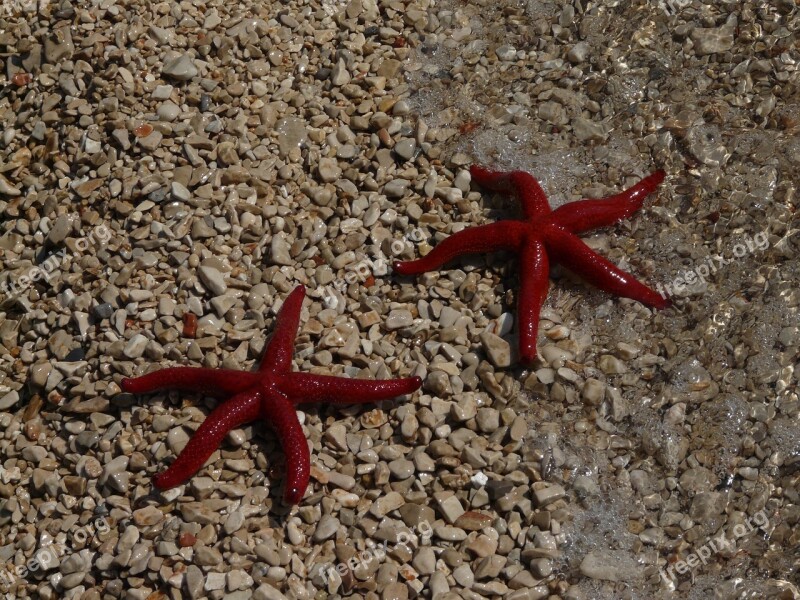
[455,511,493,531]
[133,505,164,527]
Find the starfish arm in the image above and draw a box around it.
[549,170,665,233]
[469,165,551,219]
[517,237,550,366]
[262,391,310,504]
[121,368,259,397]
[259,285,305,373]
[544,230,670,309]
[393,222,526,275]
[281,373,422,405]
[153,390,263,489]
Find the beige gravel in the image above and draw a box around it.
[0,0,798,599]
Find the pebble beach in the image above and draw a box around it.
[0,0,798,599]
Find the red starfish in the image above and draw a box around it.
[121,285,422,504]
[394,165,669,366]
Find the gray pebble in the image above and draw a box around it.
[162,53,199,81]
[384,179,409,198]
[312,514,340,542]
[388,458,415,479]
[198,265,227,296]
[394,138,417,161]
[479,331,511,368]
[158,101,181,121]
[385,309,413,330]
